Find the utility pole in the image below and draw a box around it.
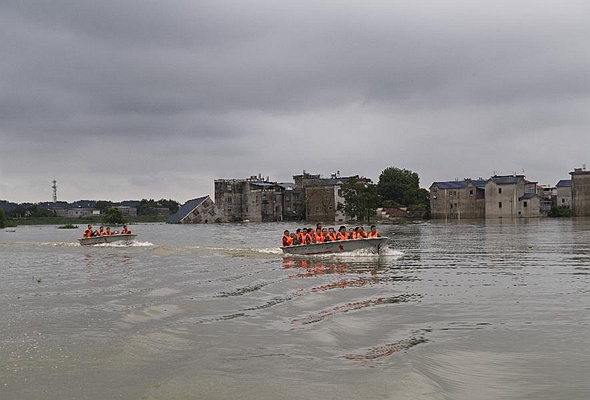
[52,178,57,203]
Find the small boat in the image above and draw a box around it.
[281,237,388,256]
[78,234,137,246]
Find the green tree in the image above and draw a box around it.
[0,208,5,228]
[94,200,113,213]
[377,166,428,209]
[338,178,381,222]
[549,204,575,217]
[103,207,125,225]
[137,198,180,216]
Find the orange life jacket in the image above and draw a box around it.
[336,232,347,241]
[328,232,337,241]
[122,227,129,234]
[301,233,312,245]
[368,231,379,238]
[83,229,92,238]
[358,231,368,239]
[97,229,104,236]
[314,233,324,243]
[282,234,293,247]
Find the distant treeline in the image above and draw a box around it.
[0,198,180,225]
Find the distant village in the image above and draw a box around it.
[2,167,590,224]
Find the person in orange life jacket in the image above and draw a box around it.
[104,227,112,236]
[321,228,329,242]
[356,226,368,239]
[83,225,93,238]
[327,227,337,241]
[301,228,313,245]
[336,226,348,241]
[97,226,105,236]
[282,230,294,247]
[368,225,380,238]
[348,227,357,239]
[121,225,129,234]
[292,228,301,245]
[314,227,324,243]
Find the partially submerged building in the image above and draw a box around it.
[215,176,290,222]
[556,180,572,208]
[167,196,222,224]
[570,167,590,216]
[429,180,486,220]
[485,175,539,218]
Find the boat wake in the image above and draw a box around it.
[91,241,154,247]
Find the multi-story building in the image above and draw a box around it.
[570,168,590,216]
[555,180,572,208]
[215,171,365,223]
[294,171,370,222]
[485,175,540,218]
[215,175,305,222]
[429,180,486,220]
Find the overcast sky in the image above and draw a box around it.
[1,0,589,203]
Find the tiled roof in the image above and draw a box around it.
[167,196,208,224]
[489,175,525,185]
[520,193,536,199]
[431,180,486,190]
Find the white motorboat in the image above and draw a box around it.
[78,234,137,246]
[281,237,387,256]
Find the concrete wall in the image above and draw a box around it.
[571,170,590,216]
[430,184,485,220]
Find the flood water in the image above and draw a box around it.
[1,219,590,399]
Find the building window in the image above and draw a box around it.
[227,184,232,191]
[524,201,528,208]
[499,188,502,194]
[469,190,473,196]
[227,207,232,212]
[499,202,502,208]
[562,198,565,203]
[227,197,232,204]
[450,203,453,209]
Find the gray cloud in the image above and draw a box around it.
[1,0,589,202]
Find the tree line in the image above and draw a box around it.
[1,198,181,225]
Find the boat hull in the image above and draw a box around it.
[78,234,137,246]
[281,237,387,256]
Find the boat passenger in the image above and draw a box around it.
[301,228,313,245]
[348,228,357,240]
[336,226,348,241]
[121,225,129,234]
[321,228,330,242]
[314,228,324,243]
[83,225,93,238]
[97,226,105,236]
[282,230,294,247]
[368,225,380,238]
[294,228,302,245]
[357,226,368,239]
[327,227,337,241]
[104,227,112,236]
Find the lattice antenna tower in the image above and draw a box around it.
[52,178,57,203]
